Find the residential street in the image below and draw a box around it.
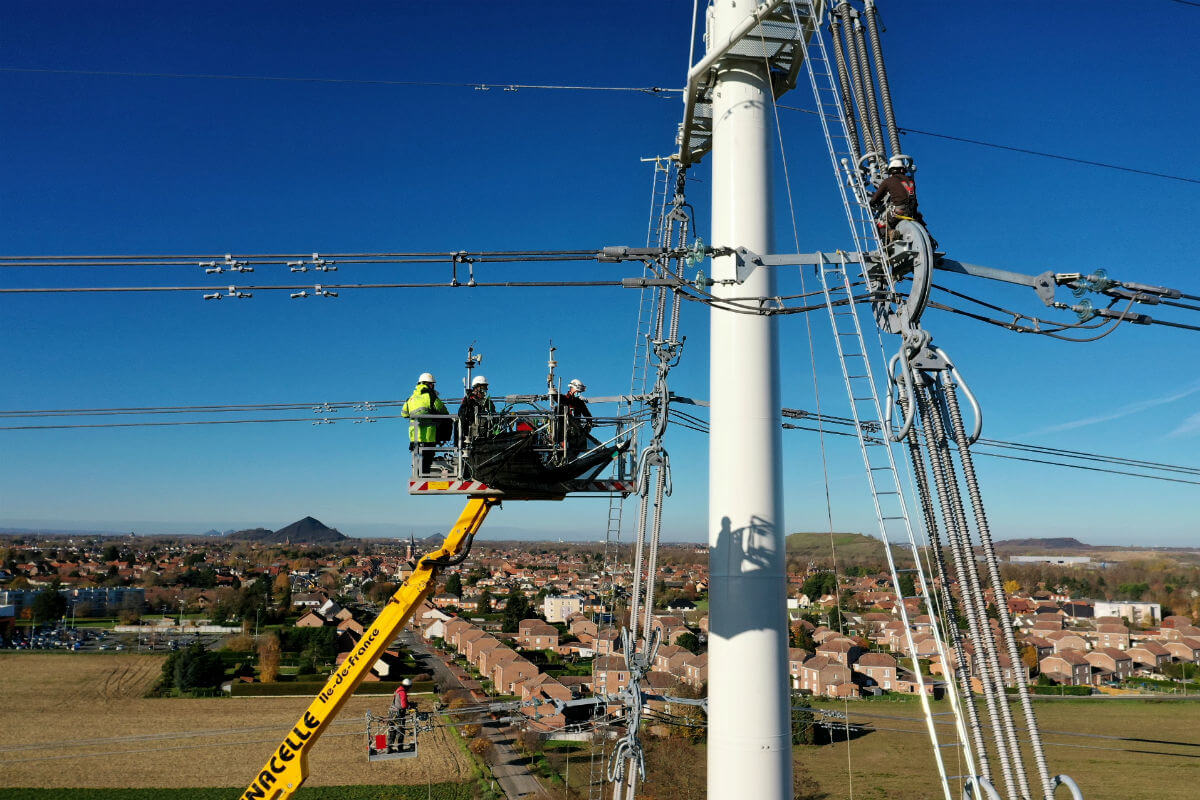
[399,629,548,799]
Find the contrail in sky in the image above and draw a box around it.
[1022,380,1200,437]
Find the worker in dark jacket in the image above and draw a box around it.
[402,373,450,476]
[556,378,593,456]
[458,375,497,443]
[870,155,930,244]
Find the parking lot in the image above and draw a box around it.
[6,625,224,653]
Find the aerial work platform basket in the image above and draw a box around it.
[366,709,419,761]
[407,398,637,499]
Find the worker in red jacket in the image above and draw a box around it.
[387,678,412,749]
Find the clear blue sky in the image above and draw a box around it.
[2,1,1197,546]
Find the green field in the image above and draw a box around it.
[786,531,913,566]
[796,698,1200,800]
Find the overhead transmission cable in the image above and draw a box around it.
[4,399,1198,487]
[0,67,679,96]
[774,104,1200,185]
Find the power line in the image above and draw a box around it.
[897,127,1200,185]
[6,399,1197,488]
[0,66,679,96]
[0,280,623,295]
[774,104,1200,185]
[0,249,615,269]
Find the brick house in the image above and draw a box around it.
[1164,637,1200,664]
[853,652,898,691]
[492,657,539,695]
[1084,647,1134,683]
[649,615,689,647]
[788,648,808,688]
[443,618,471,649]
[517,619,560,650]
[1094,623,1131,651]
[681,652,708,688]
[593,628,620,655]
[568,614,598,640]
[479,644,519,677]
[1044,631,1089,653]
[464,634,501,666]
[1040,651,1091,686]
[816,637,862,666]
[458,627,486,655]
[592,655,630,694]
[295,610,326,628]
[1126,641,1171,671]
[798,654,853,696]
[520,673,573,731]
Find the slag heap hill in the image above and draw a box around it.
[227,516,348,544]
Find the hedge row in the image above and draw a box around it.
[1028,685,1092,696]
[0,786,471,800]
[231,679,434,697]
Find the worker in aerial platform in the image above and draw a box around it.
[387,677,412,750]
[871,155,935,247]
[402,373,450,476]
[554,378,593,456]
[458,375,497,443]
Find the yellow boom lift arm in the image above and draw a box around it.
[239,497,497,800]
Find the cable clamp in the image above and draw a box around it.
[311,253,336,272]
[314,285,338,298]
[225,286,251,299]
[225,254,252,273]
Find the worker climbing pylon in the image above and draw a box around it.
[870,155,935,248]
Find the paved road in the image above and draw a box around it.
[398,630,548,799]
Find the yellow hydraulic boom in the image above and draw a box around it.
[239,497,497,800]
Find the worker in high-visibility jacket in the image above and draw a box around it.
[402,373,449,476]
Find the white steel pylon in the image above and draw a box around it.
[683,2,825,799]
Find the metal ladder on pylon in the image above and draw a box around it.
[793,9,981,798]
[815,252,958,800]
[600,158,675,628]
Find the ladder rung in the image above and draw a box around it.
[895,568,920,573]
[936,742,962,749]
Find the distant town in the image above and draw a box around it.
[2,517,1198,717]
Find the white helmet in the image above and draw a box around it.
[888,155,909,171]
[568,379,586,392]
[401,678,412,687]
[418,372,436,384]
[471,375,488,388]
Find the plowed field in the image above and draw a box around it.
[0,654,473,789]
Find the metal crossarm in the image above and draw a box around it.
[678,0,827,167]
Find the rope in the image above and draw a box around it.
[760,10,855,792]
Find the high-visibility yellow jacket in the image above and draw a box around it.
[401,384,449,442]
